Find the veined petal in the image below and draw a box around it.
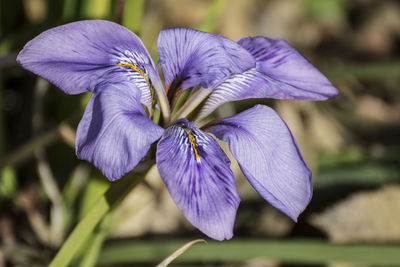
[238,36,338,100]
[158,28,255,93]
[156,119,240,240]
[199,69,301,118]
[17,20,159,110]
[76,81,164,181]
[207,105,312,221]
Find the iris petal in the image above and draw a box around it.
[17,20,159,110]
[76,81,164,181]
[238,36,338,100]
[158,28,255,94]
[207,105,312,221]
[198,69,294,118]
[156,119,240,240]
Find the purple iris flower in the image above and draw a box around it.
[17,20,338,240]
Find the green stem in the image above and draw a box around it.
[48,171,146,267]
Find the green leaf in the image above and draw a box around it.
[62,164,90,209]
[98,239,400,266]
[326,61,400,81]
[304,0,347,20]
[196,0,228,32]
[80,92,92,111]
[48,171,145,267]
[81,0,112,19]
[63,0,79,19]
[0,166,17,198]
[122,0,145,33]
[78,215,111,267]
[316,163,400,188]
[78,175,109,219]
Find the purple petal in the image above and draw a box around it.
[17,20,159,110]
[199,69,304,118]
[158,28,255,92]
[207,105,312,221]
[156,119,240,240]
[238,36,338,100]
[76,81,164,181]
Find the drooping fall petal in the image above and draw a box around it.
[76,81,164,181]
[207,105,312,221]
[156,119,240,240]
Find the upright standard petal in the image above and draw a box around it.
[207,105,312,221]
[156,119,240,240]
[17,20,159,109]
[76,81,164,181]
[158,28,255,93]
[238,36,338,100]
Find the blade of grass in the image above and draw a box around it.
[78,215,111,267]
[0,167,17,199]
[63,0,79,19]
[78,176,109,219]
[326,61,400,81]
[98,239,400,266]
[316,163,400,188]
[48,168,147,267]
[62,164,90,231]
[37,159,66,247]
[62,164,90,209]
[122,0,145,33]
[0,77,5,154]
[81,0,111,19]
